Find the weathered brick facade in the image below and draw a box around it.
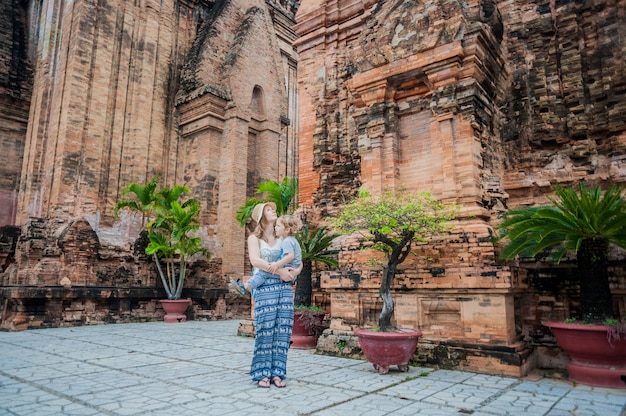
[0,0,298,329]
[295,0,626,376]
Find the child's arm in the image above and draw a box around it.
[267,252,295,274]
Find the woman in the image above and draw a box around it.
[247,202,301,388]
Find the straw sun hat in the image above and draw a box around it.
[251,202,277,223]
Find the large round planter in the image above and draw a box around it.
[545,321,626,388]
[354,328,422,374]
[291,310,325,349]
[160,299,192,323]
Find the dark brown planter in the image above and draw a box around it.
[160,299,192,323]
[291,310,325,349]
[354,327,422,374]
[545,321,626,388]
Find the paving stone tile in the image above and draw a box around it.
[1,320,625,416]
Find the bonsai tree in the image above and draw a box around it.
[330,189,457,331]
[495,183,626,323]
[114,177,209,300]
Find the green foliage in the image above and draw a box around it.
[236,177,299,226]
[330,189,457,258]
[294,224,340,307]
[495,183,626,263]
[114,176,209,300]
[294,304,324,312]
[296,224,339,269]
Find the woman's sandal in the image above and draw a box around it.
[257,378,270,388]
[271,376,286,388]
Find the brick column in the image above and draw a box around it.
[219,104,249,277]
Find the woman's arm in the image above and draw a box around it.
[247,235,270,271]
[278,262,303,282]
[267,252,295,274]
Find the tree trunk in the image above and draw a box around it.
[577,238,613,323]
[378,263,396,331]
[294,259,313,307]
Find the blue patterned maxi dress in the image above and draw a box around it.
[249,238,294,381]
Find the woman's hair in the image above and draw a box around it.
[254,215,275,239]
[277,215,302,236]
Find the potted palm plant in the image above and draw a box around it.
[330,189,457,373]
[290,223,339,348]
[114,177,209,322]
[495,183,626,388]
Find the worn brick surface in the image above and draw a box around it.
[295,0,626,377]
[0,0,298,329]
[0,0,31,228]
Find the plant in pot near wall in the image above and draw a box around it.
[495,183,626,388]
[114,177,209,323]
[291,224,339,348]
[330,189,457,374]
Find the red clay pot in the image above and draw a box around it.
[160,299,191,323]
[291,310,325,349]
[545,321,626,388]
[355,327,422,374]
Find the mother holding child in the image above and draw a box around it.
[236,202,302,388]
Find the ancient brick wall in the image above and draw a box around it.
[13,0,213,228]
[500,0,626,200]
[0,0,31,228]
[295,0,626,376]
[0,0,299,329]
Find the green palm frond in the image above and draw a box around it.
[297,224,339,268]
[235,176,299,226]
[256,176,299,216]
[496,183,626,263]
[113,176,160,218]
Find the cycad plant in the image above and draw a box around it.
[295,224,339,307]
[495,183,626,323]
[114,177,208,300]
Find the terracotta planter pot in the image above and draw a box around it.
[355,327,422,374]
[291,310,325,349]
[545,321,626,388]
[160,299,192,323]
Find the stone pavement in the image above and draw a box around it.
[0,320,625,416]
